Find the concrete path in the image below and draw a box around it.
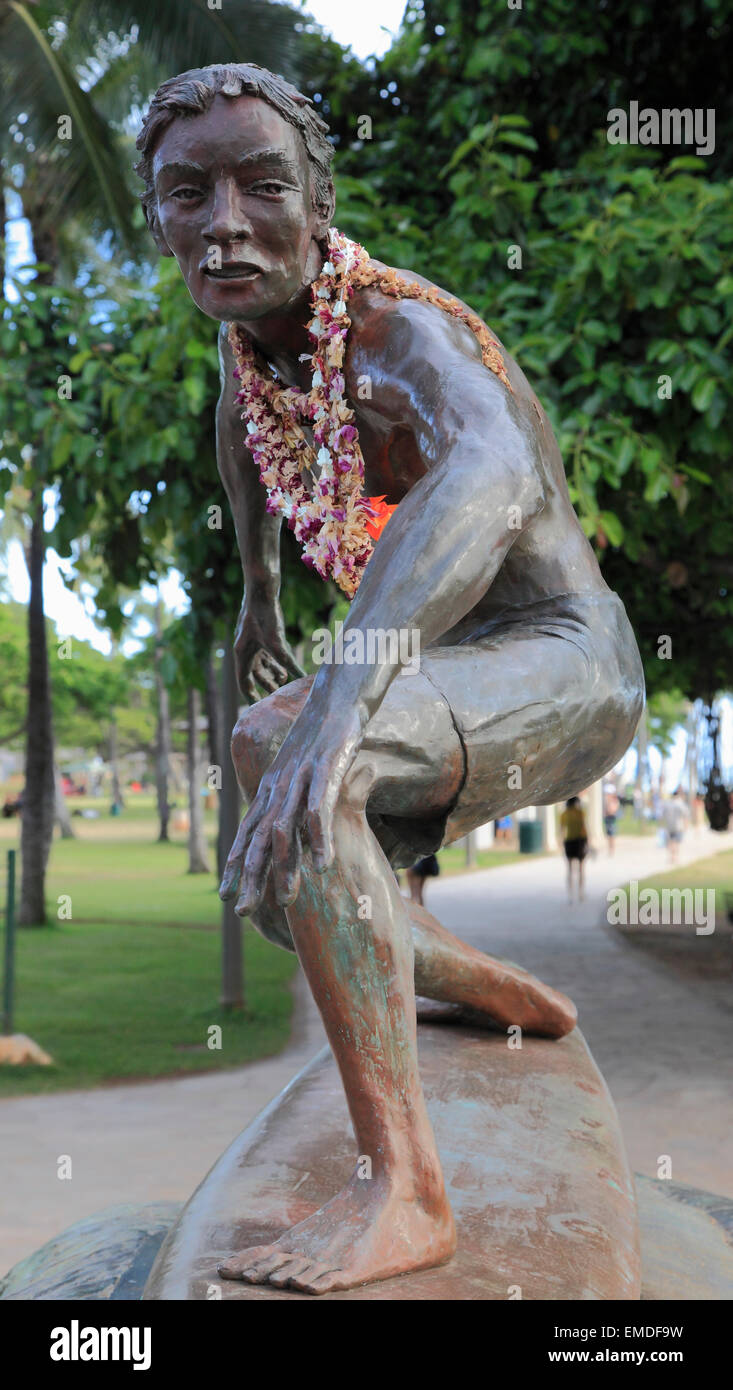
[1,824,731,1277]
[428,824,733,1206]
[0,968,327,1276]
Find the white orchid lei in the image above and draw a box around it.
[228,227,510,599]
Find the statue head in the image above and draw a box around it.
[135,64,336,324]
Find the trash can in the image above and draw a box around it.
[519,820,543,854]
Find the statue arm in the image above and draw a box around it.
[310,309,545,725]
[216,324,304,698]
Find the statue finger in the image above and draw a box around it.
[244,674,260,704]
[219,818,249,900]
[272,822,302,906]
[273,644,306,680]
[252,655,281,695]
[237,819,275,914]
[271,771,307,904]
[305,774,338,873]
[261,652,289,686]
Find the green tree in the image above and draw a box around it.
[1,0,311,924]
[302,6,733,703]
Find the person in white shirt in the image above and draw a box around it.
[661,788,689,864]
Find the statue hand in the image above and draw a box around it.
[219,702,363,914]
[234,596,305,702]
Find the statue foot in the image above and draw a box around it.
[218,1172,457,1294]
[470,958,578,1038]
[417,959,577,1039]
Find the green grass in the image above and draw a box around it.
[0,796,297,1096]
[614,810,656,838]
[629,848,733,905]
[0,796,563,1096]
[437,844,530,875]
[0,919,296,1097]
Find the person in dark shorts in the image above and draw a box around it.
[560,796,588,902]
[406,853,440,907]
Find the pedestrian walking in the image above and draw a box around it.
[603,783,620,856]
[661,787,689,864]
[406,853,440,907]
[559,796,589,902]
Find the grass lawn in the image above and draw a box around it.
[0,796,297,1096]
[437,844,531,875]
[627,847,733,910]
[0,795,551,1096]
[614,810,656,837]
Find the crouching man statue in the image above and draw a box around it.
[136,63,644,1295]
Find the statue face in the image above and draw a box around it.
[152,94,330,322]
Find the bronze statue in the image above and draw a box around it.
[136,64,644,1295]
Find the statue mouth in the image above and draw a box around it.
[202,263,263,281]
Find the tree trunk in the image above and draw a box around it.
[204,644,222,774]
[187,687,211,874]
[54,765,75,839]
[19,493,55,925]
[635,705,649,791]
[109,715,124,809]
[219,644,244,1009]
[154,597,171,842]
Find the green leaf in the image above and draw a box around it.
[691,377,717,412]
[496,131,538,151]
[678,306,697,333]
[599,511,624,546]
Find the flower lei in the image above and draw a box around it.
[228,228,510,599]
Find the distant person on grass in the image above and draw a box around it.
[560,796,588,902]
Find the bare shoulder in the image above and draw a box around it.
[345,260,530,429]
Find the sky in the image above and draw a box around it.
[300,0,407,57]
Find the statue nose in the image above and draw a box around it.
[204,180,253,242]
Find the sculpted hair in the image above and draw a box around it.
[135,63,335,232]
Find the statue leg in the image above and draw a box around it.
[220,777,457,1294]
[220,654,587,1294]
[232,677,575,1039]
[410,901,576,1037]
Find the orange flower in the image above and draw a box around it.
[364,495,398,541]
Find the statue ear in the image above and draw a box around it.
[143,202,174,258]
[313,182,336,240]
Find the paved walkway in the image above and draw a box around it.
[1,825,731,1277]
[431,825,733,1207]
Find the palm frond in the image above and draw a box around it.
[1,1,138,246]
[68,0,305,81]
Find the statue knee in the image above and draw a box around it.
[230,696,289,801]
[336,756,379,820]
[249,902,296,953]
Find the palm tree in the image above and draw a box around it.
[187,685,212,874]
[1,0,305,922]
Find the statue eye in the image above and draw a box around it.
[254,181,287,195]
[171,186,203,201]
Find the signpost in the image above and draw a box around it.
[2,848,16,1036]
